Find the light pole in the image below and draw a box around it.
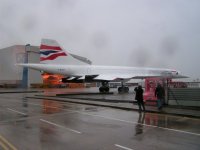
[21,44,30,88]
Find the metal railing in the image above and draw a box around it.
[167,87,200,106]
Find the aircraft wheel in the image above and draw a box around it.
[118,87,122,93]
[105,87,109,92]
[99,86,109,93]
[99,87,104,93]
[125,87,129,93]
[118,86,129,93]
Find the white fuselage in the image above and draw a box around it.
[19,63,178,79]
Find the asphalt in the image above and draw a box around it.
[0,88,199,118]
[29,94,200,118]
[1,92,200,150]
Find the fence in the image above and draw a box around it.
[168,88,200,107]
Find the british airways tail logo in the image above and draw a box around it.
[40,45,67,61]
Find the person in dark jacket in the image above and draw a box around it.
[155,83,165,110]
[134,85,145,112]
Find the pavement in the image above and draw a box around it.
[0,88,199,118]
[29,94,200,118]
[1,90,200,150]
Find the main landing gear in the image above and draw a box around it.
[98,82,129,93]
[118,82,129,93]
[99,82,110,93]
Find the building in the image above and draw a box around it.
[0,45,42,87]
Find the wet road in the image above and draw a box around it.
[0,92,200,150]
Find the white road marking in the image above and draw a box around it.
[40,119,81,134]
[67,110,200,137]
[7,108,27,116]
[3,97,200,137]
[115,144,134,150]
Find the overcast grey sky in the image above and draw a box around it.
[0,0,200,80]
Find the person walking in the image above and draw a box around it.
[155,83,165,110]
[134,85,145,112]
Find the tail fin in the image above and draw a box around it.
[40,39,92,65]
[40,39,67,62]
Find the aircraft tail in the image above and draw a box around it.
[40,39,92,65]
[40,39,68,62]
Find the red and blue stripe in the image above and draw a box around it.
[40,44,67,61]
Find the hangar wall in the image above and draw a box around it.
[0,45,42,87]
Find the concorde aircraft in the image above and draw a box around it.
[18,39,187,93]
